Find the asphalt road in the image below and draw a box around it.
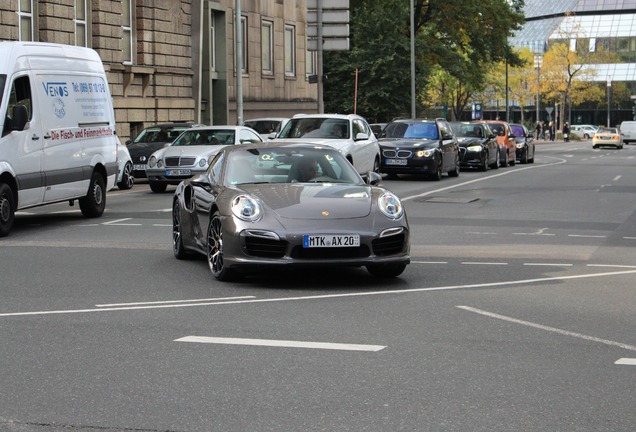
[1,141,635,431]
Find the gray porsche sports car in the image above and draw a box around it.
[172,142,410,281]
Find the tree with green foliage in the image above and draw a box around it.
[323,0,525,122]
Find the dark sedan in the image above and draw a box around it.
[172,142,410,281]
[449,121,500,171]
[378,118,460,180]
[509,123,536,164]
[126,122,202,178]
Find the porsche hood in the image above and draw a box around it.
[239,183,374,220]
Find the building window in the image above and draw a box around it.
[306,29,317,78]
[284,25,296,77]
[210,11,216,72]
[75,0,88,47]
[241,16,248,74]
[262,20,274,75]
[18,0,34,41]
[122,0,133,64]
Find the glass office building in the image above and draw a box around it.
[510,0,636,125]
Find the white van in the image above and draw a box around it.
[619,120,636,144]
[0,42,118,237]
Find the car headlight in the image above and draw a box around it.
[378,192,404,220]
[467,145,481,152]
[416,149,434,158]
[148,156,156,168]
[516,143,524,149]
[198,158,207,168]
[231,195,262,222]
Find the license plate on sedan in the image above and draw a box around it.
[133,164,146,171]
[385,159,407,165]
[166,169,192,176]
[303,234,360,248]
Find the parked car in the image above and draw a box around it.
[509,123,536,164]
[273,113,380,176]
[449,121,500,171]
[171,142,410,281]
[619,120,636,144]
[476,120,516,167]
[243,117,290,140]
[378,118,460,180]
[570,124,598,139]
[146,125,263,192]
[370,123,387,138]
[126,122,203,178]
[117,140,134,190]
[592,127,623,149]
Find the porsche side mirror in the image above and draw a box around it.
[366,171,382,185]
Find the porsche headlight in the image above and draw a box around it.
[378,192,403,219]
[416,149,434,158]
[231,195,262,222]
[467,145,481,152]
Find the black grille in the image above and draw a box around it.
[372,233,406,256]
[383,150,397,158]
[244,237,288,258]
[165,157,196,167]
[397,150,411,158]
[291,245,370,260]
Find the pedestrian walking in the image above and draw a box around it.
[535,121,542,140]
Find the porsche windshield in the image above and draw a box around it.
[224,147,362,185]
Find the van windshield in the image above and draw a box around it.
[0,75,6,108]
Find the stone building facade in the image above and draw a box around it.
[1,0,318,142]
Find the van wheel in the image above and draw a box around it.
[79,172,106,218]
[0,183,16,237]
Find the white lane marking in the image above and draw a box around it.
[411,261,448,264]
[457,306,636,352]
[587,264,636,269]
[615,358,636,365]
[95,296,256,307]
[153,224,172,227]
[568,234,606,238]
[467,231,498,235]
[3,268,636,318]
[174,336,386,352]
[102,218,142,226]
[623,237,636,240]
[462,262,508,265]
[524,263,573,267]
[613,175,622,181]
[513,228,555,236]
[401,156,567,202]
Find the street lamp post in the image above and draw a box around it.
[534,54,542,123]
[607,80,612,127]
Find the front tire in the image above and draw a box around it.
[117,162,134,190]
[429,158,443,181]
[149,181,168,193]
[0,183,16,237]
[207,211,236,281]
[173,199,194,259]
[366,262,407,278]
[79,172,106,218]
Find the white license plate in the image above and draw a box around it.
[166,169,192,176]
[386,159,407,165]
[303,234,360,248]
[133,164,146,171]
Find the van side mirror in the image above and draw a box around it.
[10,104,28,131]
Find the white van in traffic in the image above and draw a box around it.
[619,120,636,144]
[0,41,118,236]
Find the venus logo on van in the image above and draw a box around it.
[42,82,69,97]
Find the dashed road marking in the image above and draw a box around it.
[457,306,636,352]
[174,336,386,352]
[615,358,636,365]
